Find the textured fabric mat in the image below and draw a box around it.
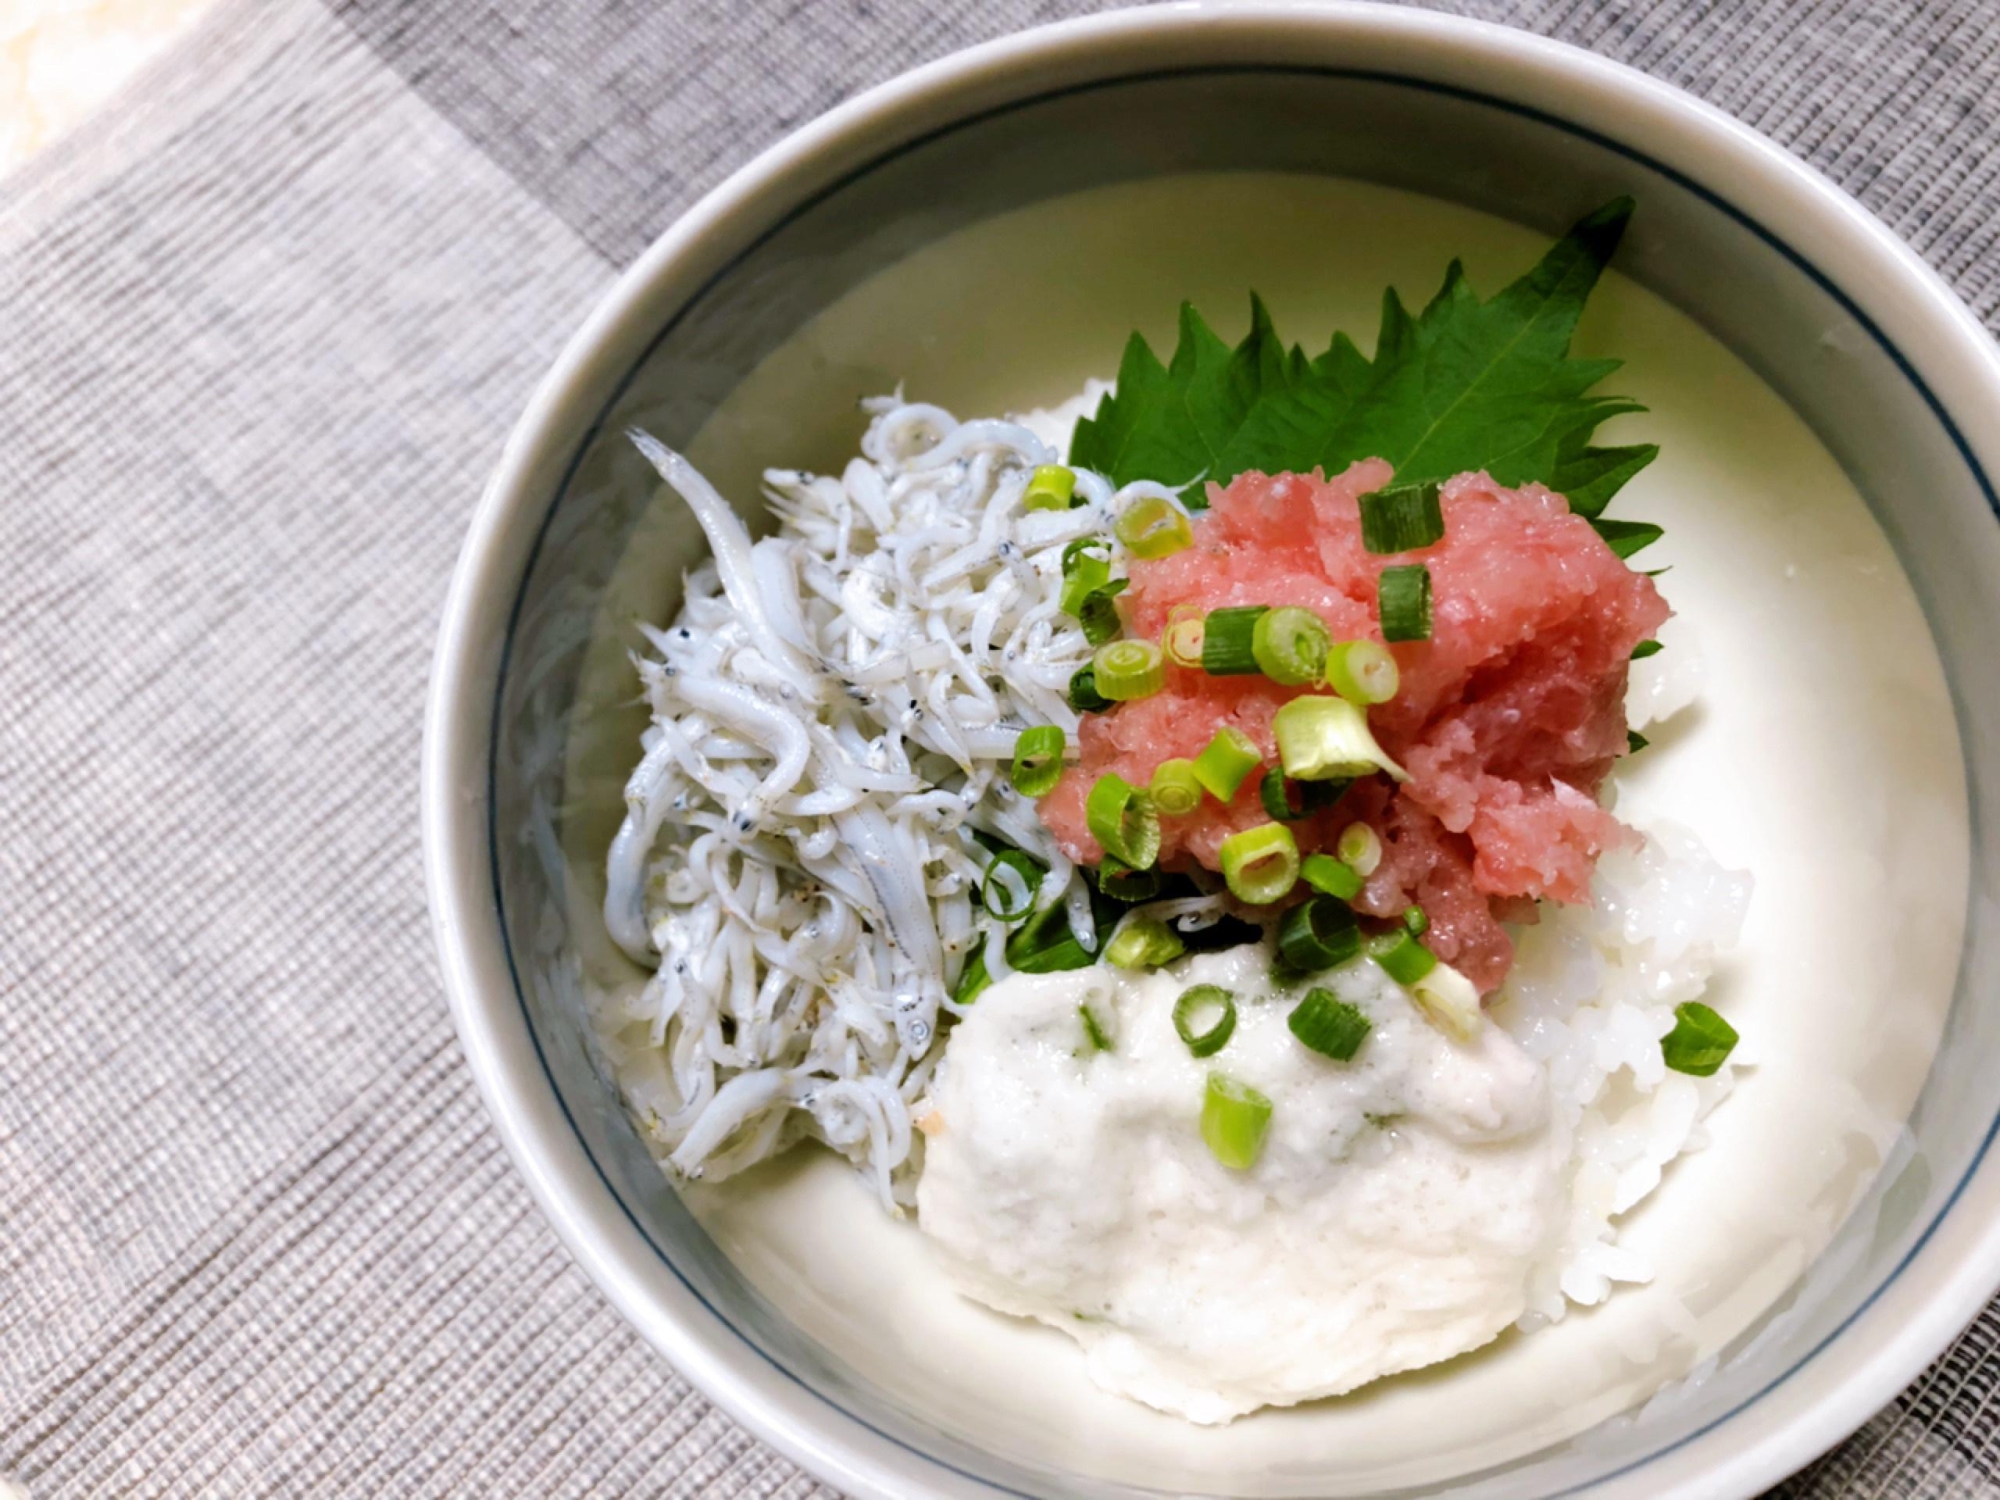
[2,0,1997,1494]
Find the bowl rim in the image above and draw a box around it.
[423,4,2000,1496]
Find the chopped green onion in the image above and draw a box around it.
[1060,539,1113,615]
[1149,758,1205,817]
[1273,694,1408,782]
[1288,987,1372,1061]
[1324,639,1401,705]
[1662,1001,1739,1076]
[1218,822,1299,904]
[1251,606,1331,686]
[1024,464,1077,512]
[1078,580,1128,646]
[981,849,1044,922]
[1105,915,1185,971]
[1009,726,1064,797]
[1063,536,1110,575]
[1404,904,1428,936]
[1411,961,1481,1041]
[1093,639,1164,701]
[1277,896,1361,972]
[1192,726,1261,802]
[1359,481,1445,554]
[1336,822,1383,877]
[1200,1073,1272,1170]
[953,950,991,1005]
[1370,929,1438,987]
[1006,899,1100,975]
[1627,730,1650,754]
[1260,767,1304,822]
[1259,767,1345,823]
[1094,855,1162,903]
[1085,774,1160,870]
[1173,985,1238,1058]
[1201,606,1268,675]
[1378,564,1433,642]
[1080,1002,1115,1052]
[1115,495,1194,559]
[1631,639,1663,660]
[1301,852,1363,901]
[1163,605,1206,668]
[1068,664,1111,714]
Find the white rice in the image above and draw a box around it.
[1496,823,1752,1322]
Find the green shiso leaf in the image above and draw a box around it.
[1592,518,1664,560]
[1071,296,1313,509]
[1547,437,1660,520]
[1069,198,1659,533]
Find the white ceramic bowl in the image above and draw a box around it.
[424,5,2000,1495]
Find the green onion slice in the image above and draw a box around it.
[1273,694,1408,782]
[1631,639,1663,660]
[1378,564,1433,643]
[1006,899,1100,975]
[1105,915,1185,971]
[1068,664,1111,714]
[1301,852,1363,901]
[1277,896,1361,972]
[1059,538,1114,615]
[1335,822,1383,877]
[953,950,992,1005]
[1085,774,1161,870]
[1324,639,1400,705]
[1251,606,1331,686]
[1192,726,1261,802]
[1627,730,1650,754]
[1024,464,1078,512]
[1063,536,1110,575]
[1149,758,1205,817]
[1173,984,1238,1058]
[981,849,1044,922]
[1008,725,1064,797]
[1201,1073,1273,1170]
[1115,495,1194,559]
[1163,605,1206,669]
[1093,639,1164,701]
[1411,962,1481,1041]
[1403,904,1428,936]
[1094,855,1162,903]
[1370,929,1438,987]
[1202,606,1268,675]
[1080,1002,1115,1052]
[1218,822,1299,905]
[1661,1001,1739,1076]
[1078,580,1129,647]
[1359,481,1444,554]
[1260,767,1304,822]
[1259,767,1345,823]
[1288,987,1371,1061]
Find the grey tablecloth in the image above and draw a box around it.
[2,1,1997,1495]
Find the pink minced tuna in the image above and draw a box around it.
[1037,462,1669,991]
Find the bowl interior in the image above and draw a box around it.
[479,65,1998,1498]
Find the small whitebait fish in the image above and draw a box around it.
[607,395,1141,1206]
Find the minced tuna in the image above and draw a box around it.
[1036,462,1668,991]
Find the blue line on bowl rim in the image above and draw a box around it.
[480,62,2000,1499]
